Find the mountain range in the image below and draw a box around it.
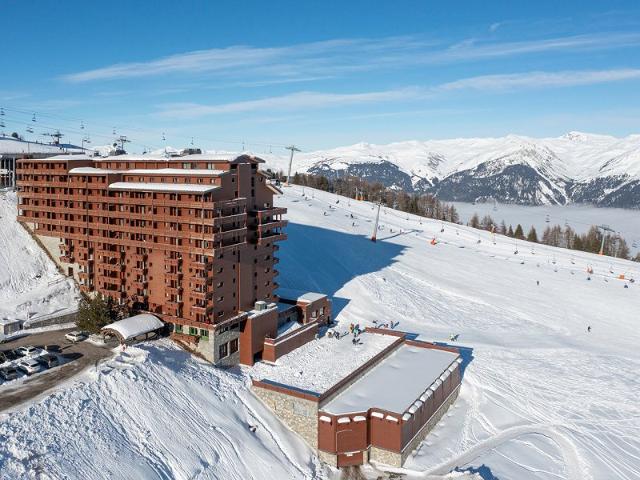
[264,132,640,208]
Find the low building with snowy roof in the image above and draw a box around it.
[251,328,462,468]
[101,313,165,343]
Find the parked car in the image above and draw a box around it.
[65,331,88,343]
[0,366,19,381]
[0,352,7,364]
[45,344,61,353]
[16,345,39,357]
[4,349,20,361]
[37,353,59,369]
[17,358,43,376]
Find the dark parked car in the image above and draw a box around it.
[2,349,20,361]
[37,353,59,369]
[0,366,19,381]
[45,344,61,353]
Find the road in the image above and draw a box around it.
[0,328,114,412]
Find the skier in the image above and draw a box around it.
[536,280,540,286]
[587,326,591,333]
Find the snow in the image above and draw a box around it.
[322,344,458,415]
[271,185,640,479]
[251,331,398,393]
[108,182,220,193]
[0,341,322,479]
[101,313,164,341]
[69,167,120,174]
[126,168,226,176]
[0,191,80,323]
[0,138,85,155]
[278,287,327,303]
[1,183,640,479]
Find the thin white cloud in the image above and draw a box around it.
[155,68,640,119]
[157,88,422,118]
[62,32,640,83]
[438,68,640,91]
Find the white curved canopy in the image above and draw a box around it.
[101,314,164,341]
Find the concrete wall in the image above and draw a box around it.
[262,322,318,363]
[252,385,319,449]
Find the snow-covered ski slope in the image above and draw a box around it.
[1,185,638,479]
[275,186,639,480]
[0,191,79,323]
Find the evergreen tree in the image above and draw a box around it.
[514,224,524,239]
[507,225,514,237]
[76,294,115,334]
[526,226,538,243]
[469,213,480,229]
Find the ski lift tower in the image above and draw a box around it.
[285,145,301,186]
[42,130,64,146]
[371,200,382,242]
[116,135,130,154]
[597,224,615,255]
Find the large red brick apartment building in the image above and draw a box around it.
[14,152,312,365]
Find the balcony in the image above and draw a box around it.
[190,290,209,301]
[212,212,247,227]
[257,220,288,233]
[254,207,287,221]
[165,286,183,296]
[165,257,182,267]
[212,227,247,242]
[165,271,183,281]
[257,232,287,245]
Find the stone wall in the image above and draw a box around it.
[317,450,338,467]
[252,385,319,449]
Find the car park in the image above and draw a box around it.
[37,354,59,369]
[65,331,88,343]
[16,345,39,357]
[0,366,19,381]
[17,358,44,376]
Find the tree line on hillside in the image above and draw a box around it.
[269,169,640,263]
[468,213,638,261]
[273,171,461,223]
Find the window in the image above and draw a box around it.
[200,329,209,338]
[320,307,325,315]
[219,342,228,359]
[174,324,183,333]
[229,338,238,354]
[189,326,198,335]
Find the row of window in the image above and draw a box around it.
[219,338,239,359]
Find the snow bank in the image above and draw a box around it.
[0,341,322,479]
[0,191,80,322]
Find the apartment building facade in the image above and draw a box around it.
[16,152,287,365]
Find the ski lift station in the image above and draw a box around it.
[251,329,462,468]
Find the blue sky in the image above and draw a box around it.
[1,0,640,152]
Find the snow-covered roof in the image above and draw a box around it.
[126,168,226,176]
[251,331,397,393]
[91,153,265,163]
[108,182,220,194]
[277,288,327,303]
[24,154,93,161]
[321,344,459,415]
[69,167,121,174]
[101,313,164,341]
